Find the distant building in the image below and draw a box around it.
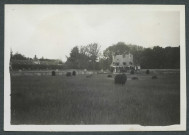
[33,59,40,64]
[10,53,64,70]
[11,59,62,65]
[39,59,63,65]
[33,55,40,64]
[111,53,134,73]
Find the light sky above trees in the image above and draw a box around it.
[5,5,181,62]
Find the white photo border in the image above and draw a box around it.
[4,4,186,131]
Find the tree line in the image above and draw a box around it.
[10,42,180,70]
[65,43,101,70]
[66,42,180,70]
[11,52,63,64]
[10,52,64,70]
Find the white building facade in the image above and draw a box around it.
[111,53,134,73]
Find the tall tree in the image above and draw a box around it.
[66,43,101,70]
[11,52,27,60]
[86,43,101,70]
[66,46,80,69]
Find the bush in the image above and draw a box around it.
[146,69,150,74]
[110,67,114,73]
[72,71,76,76]
[52,71,56,76]
[114,74,127,85]
[152,75,158,79]
[130,70,135,74]
[107,74,112,78]
[66,72,71,77]
[132,76,139,80]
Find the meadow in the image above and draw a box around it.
[11,69,180,125]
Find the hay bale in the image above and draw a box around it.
[107,74,112,78]
[66,72,72,77]
[52,71,56,76]
[152,75,158,79]
[132,76,139,80]
[130,69,135,74]
[114,74,127,85]
[86,74,92,78]
[146,69,150,74]
[72,71,76,76]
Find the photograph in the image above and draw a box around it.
[4,4,186,131]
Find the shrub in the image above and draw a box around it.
[152,75,158,79]
[66,72,71,77]
[132,76,139,80]
[114,74,127,85]
[52,71,56,76]
[130,70,135,74]
[110,67,114,73]
[72,71,76,76]
[107,74,112,78]
[146,69,150,74]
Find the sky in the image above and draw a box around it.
[5,5,180,62]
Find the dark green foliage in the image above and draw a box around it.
[52,71,56,76]
[65,43,100,70]
[140,46,180,69]
[66,46,80,69]
[114,74,127,85]
[152,75,158,79]
[146,69,150,74]
[72,71,76,76]
[66,72,71,77]
[11,53,27,60]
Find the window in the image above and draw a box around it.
[113,62,119,66]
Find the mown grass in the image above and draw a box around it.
[11,70,180,125]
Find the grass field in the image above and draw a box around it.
[11,69,180,125]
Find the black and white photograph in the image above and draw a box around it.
[4,4,186,131]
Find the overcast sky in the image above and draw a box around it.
[5,5,180,62]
